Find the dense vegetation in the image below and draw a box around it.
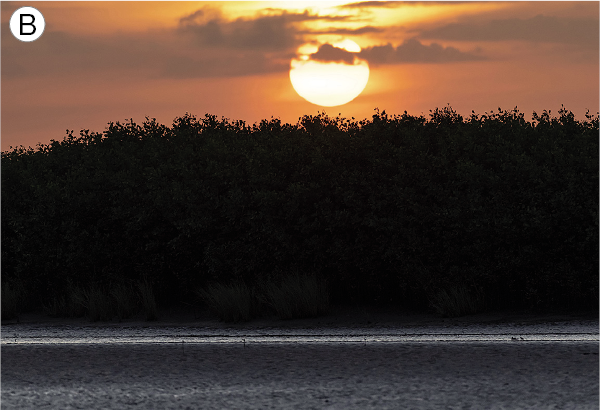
[2,106,598,317]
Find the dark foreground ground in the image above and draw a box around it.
[2,308,598,409]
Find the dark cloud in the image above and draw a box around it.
[339,1,469,9]
[359,38,486,64]
[1,28,158,79]
[178,9,350,51]
[179,8,207,25]
[309,44,357,64]
[2,8,316,81]
[0,25,292,81]
[302,26,383,35]
[180,14,298,51]
[339,1,405,9]
[258,9,352,22]
[419,15,599,48]
[160,51,292,79]
[166,9,366,77]
[1,6,495,83]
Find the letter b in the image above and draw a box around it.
[20,14,36,35]
[10,7,45,42]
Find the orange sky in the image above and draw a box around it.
[2,1,598,150]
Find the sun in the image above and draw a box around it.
[289,40,369,107]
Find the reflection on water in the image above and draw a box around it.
[2,321,597,345]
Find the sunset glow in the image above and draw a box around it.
[1,1,598,150]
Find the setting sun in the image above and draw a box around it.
[289,40,369,107]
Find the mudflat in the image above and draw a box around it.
[3,341,598,409]
[2,308,598,409]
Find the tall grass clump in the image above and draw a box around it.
[42,282,153,321]
[82,287,115,322]
[261,273,329,320]
[430,285,484,318]
[111,283,139,320]
[44,285,87,318]
[1,282,23,320]
[43,296,69,318]
[51,285,114,321]
[198,281,256,323]
[138,280,158,321]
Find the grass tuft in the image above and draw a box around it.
[1,282,23,320]
[430,285,484,318]
[83,287,114,322]
[111,283,139,321]
[138,280,159,321]
[44,286,87,318]
[43,296,69,318]
[260,273,329,320]
[42,282,156,322]
[198,281,256,323]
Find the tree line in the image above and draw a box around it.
[2,106,598,313]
